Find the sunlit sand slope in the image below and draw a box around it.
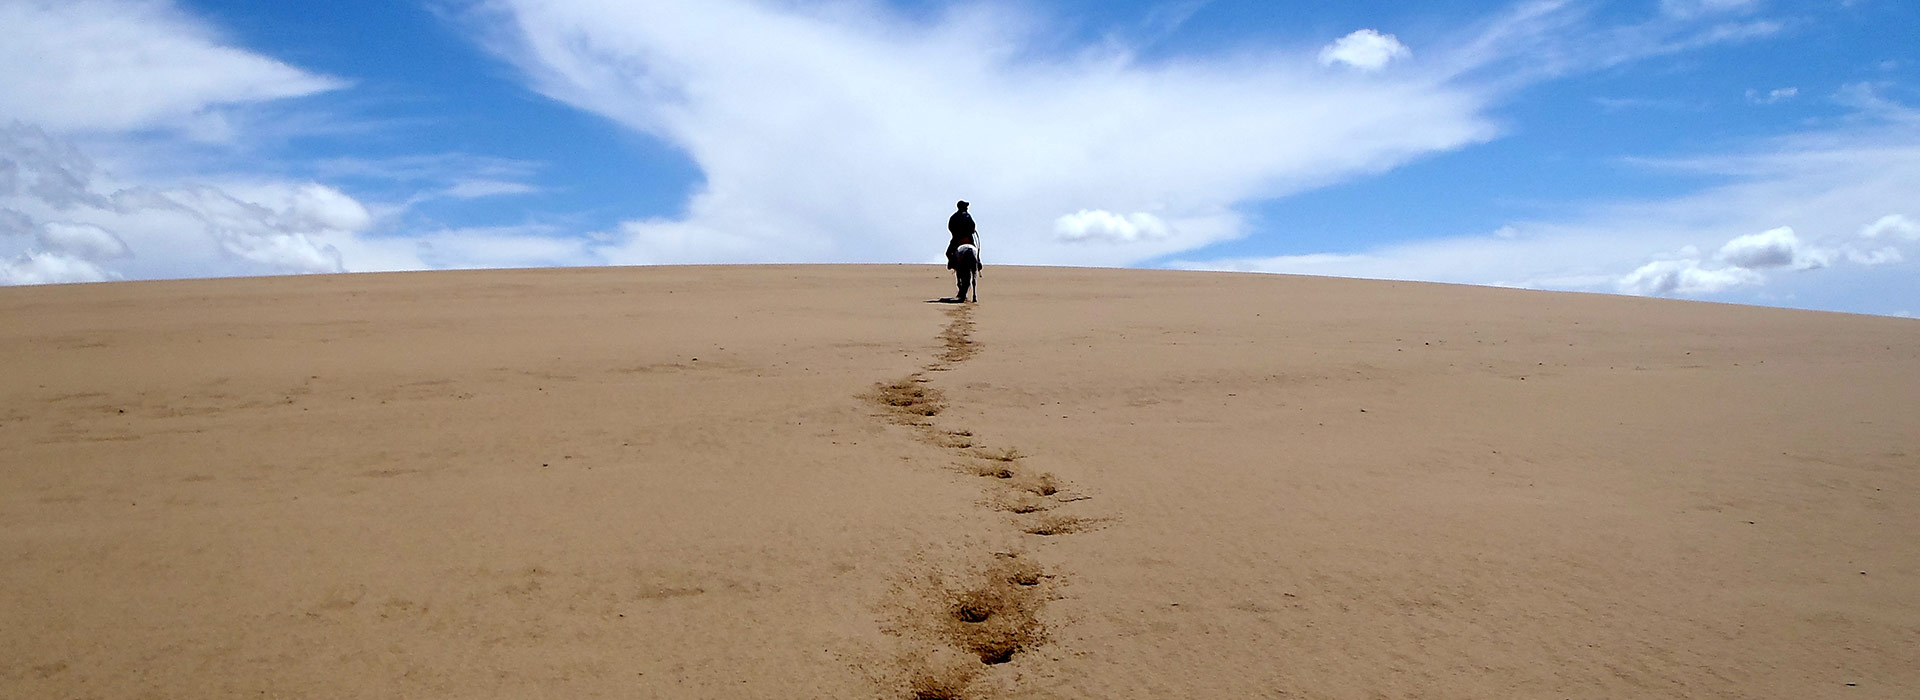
[2,265,1915,699]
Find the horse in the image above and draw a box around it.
[951,243,979,302]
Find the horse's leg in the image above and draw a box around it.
[955,248,976,301]
[968,249,979,302]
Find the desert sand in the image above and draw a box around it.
[2,265,1916,699]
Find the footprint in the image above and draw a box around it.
[998,494,1051,514]
[968,462,1016,479]
[1018,472,1062,497]
[1025,514,1092,536]
[973,447,1022,462]
[872,379,945,419]
[865,291,1107,689]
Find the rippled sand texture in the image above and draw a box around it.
[3,265,1915,699]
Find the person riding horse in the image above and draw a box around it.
[946,200,980,301]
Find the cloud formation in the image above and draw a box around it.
[0,250,114,285]
[0,1,460,285]
[0,122,366,284]
[3,0,1898,317]
[1173,93,1920,313]
[1860,214,1918,241]
[1055,210,1172,243]
[1715,226,1828,270]
[1659,0,1758,18]
[466,0,1810,276]
[37,221,129,260]
[480,0,1503,267]
[1617,257,1760,296]
[1611,223,1852,297]
[0,0,343,137]
[1319,30,1412,71]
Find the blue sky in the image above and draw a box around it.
[1,0,1916,317]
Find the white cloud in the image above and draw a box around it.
[1846,246,1902,265]
[387,225,593,270]
[270,221,596,275]
[194,181,375,234]
[0,0,426,285]
[1860,213,1918,240]
[1617,257,1761,295]
[154,184,363,273]
[0,209,30,236]
[1172,102,1920,312]
[1660,0,1759,17]
[1841,214,1914,265]
[0,1,596,286]
[439,179,540,199]
[1055,210,1172,243]
[1716,226,1830,269]
[215,225,343,273]
[1603,225,1838,298]
[316,154,545,210]
[479,0,1503,268]
[0,125,110,209]
[0,123,373,282]
[315,154,539,183]
[467,0,1804,272]
[38,221,129,259]
[1746,87,1798,104]
[1318,29,1412,71]
[1431,0,1781,82]
[0,250,112,285]
[1593,96,1698,112]
[1,0,1860,302]
[0,0,343,135]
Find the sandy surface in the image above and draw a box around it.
[2,265,1915,699]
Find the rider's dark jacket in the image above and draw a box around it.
[946,211,976,270]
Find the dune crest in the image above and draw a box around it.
[2,265,1915,699]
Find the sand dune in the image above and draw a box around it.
[2,265,1915,699]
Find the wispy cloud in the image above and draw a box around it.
[314,154,546,211]
[438,179,540,200]
[1746,86,1798,104]
[1173,89,1920,314]
[464,0,1809,272]
[0,0,343,138]
[0,122,373,283]
[1593,95,1702,112]
[1439,0,1783,92]
[318,223,594,273]
[1860,213,1918,241]
[1659,0,1759,19]
[315,153,541,184]
[0,0,392,284]
[473,0,1527,267]
[4,0,1876,306]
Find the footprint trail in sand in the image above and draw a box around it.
[863,304,1102,699]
